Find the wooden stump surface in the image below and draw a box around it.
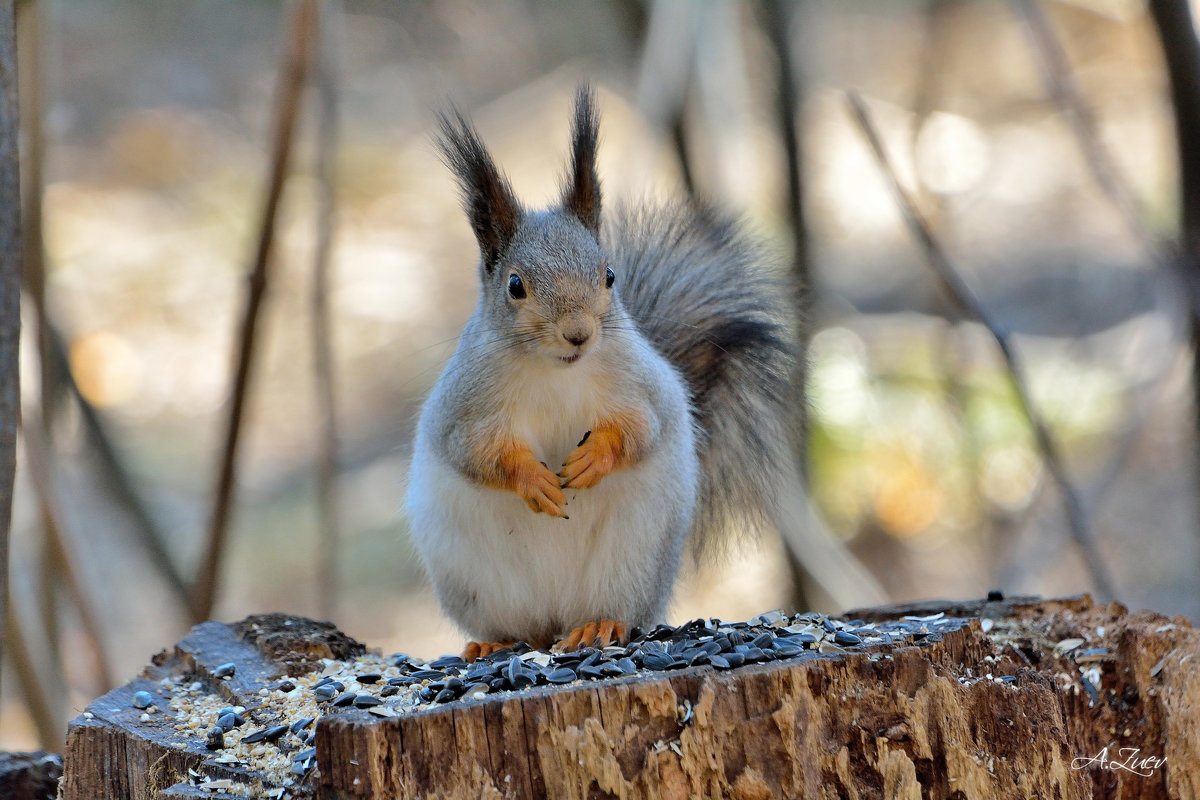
[56,595,1200,799]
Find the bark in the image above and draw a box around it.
[57,596,1200,799]
[0,752,61,800]
[0,0,22,715]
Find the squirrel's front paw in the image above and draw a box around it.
[516,460,569,517]
[560,427,622,489]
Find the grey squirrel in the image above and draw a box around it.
[406,86,809,658]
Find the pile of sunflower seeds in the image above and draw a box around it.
[161,610,962,796]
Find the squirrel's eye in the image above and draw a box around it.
[508,274,526,300]
[605,266,615,289]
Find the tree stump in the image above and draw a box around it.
[58,595,1199,799]
[0,751,62,800]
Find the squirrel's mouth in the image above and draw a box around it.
[559,353,582,365]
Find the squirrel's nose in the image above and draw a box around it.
[560,317,594,347]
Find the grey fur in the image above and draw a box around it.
[605,202,800,556]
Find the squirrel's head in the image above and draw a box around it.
[437,86,616,368]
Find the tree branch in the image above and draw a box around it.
[190,0,317,623]
[845,91,1118,600]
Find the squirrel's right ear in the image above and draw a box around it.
[437,108,522,273]
[562,85,602,236]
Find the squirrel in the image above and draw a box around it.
[406,86,817,659]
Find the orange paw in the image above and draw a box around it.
[462,640,517,662]
[498,445,568,517]
[560,427,623,489]
[554,619,628,651]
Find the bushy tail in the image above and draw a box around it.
[608,202,887,608]
[607,202,799,554]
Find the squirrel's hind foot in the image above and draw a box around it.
[462,640,518,662]
[554,618,628,652]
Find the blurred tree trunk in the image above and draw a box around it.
[1147,1,1200,545]
[0,0,22,706]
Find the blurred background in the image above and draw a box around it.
[3,0,1198,751]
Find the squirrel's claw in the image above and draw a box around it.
[462,640,517,662]
[554,618,628,651]
[560,428,620,489]
[518,461,568,517]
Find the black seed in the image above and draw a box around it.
[614,657,637,675]
[642,651,674,671]
[387,676,417,686]
[380,685,399,698]
[354,695,384,708]
[205,727,224,750]
[305,731,316,745]
[314,676,334,689]
[728,632,746,648]
[628,626,644,641]
[486,647,514,661]
[240,728,270,744]
[579,650,602,668]
[356,673,382,685]
[332,691,358,707]
[601,661,627,676]
[547,668,578,684]
[466,663,498,681]
[488,677,508,692]
[751,632,774,649]
[687,650,711,666]
[313,686,337,702]
[392,654,415,668]
[263,725,288,742]
[444,677,465,691]
[275,680,296,693]
[418,687,436,702]
[213,663,236,680]
[709,655,731,670]
[430,655,466,670]
[289,717,315,734]
[216,713,243,731]
[132,691,154,709]
[723,652,745,668]
[291,761,309,777]
[987,589,1005,602]
[293,747,317,763]
[434,688,457,703]
[578,664,605,680]
[410,670,445,681]
[774,644,804,658]
[822,618,838,633]
[834,631,862,647]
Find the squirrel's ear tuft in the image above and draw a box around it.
[436,108,522,273]
[562,85,602,235]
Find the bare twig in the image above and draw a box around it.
[4,599,60,748]
[635,0,697,195]
[191,0,318,623]
[0,0,23,710]
[311,1,341,622]
[21,413,115,691]
[845,91,1119,600]
[1013,0,1194,302]
[42,321,193,606]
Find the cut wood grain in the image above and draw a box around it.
[57,596,1200,799]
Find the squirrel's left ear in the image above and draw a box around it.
[562,85,602,236]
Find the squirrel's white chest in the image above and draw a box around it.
[505,364,604,466]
